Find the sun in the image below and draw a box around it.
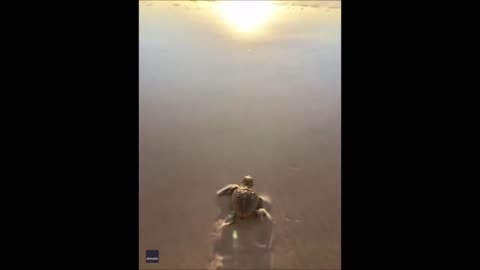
[216,1,275,34]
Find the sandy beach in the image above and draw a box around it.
[139,1,341,269]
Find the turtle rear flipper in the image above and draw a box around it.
[255,208,272,222]
[223,213,236,226]
[256,195,272,213]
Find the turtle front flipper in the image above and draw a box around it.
[216,184,240,197]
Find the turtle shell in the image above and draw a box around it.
[232,187,259,218]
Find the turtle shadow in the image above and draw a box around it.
[209,195,274,269]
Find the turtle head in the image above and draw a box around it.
[241,175,254,188]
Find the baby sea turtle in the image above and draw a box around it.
[216,176,266,213]
[216,176,272,225]
[216,175,254,196]
[224,186,272,225]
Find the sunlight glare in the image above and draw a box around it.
[216,1,275,34]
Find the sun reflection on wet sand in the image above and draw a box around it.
[140,1,341,42]
[214,1,276,34]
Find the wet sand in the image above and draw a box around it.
[140,1,341,269]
